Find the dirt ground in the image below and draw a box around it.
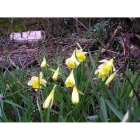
[0,18,140,72]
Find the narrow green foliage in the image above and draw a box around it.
[0,45,139,122]
[105,100,123,120]
[100,97,108,122]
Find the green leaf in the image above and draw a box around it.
[124,72,140,98]
[133,108,140,122]
[88,51,96,69]
[105,99,123,120]
[4,100,22,108]
[100,97,108,122]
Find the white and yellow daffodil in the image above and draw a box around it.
[95,59,115,80]
[27,72,47,91]
[65,50,80,69]
[41,57,47,68]
[75,48,87,63]
[71,85,79,104]
[65,70,75,87]
[43,85,56,109]
[75,43,87,63]
[52,67,59,81]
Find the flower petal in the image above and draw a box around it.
[27,72,47,90]
[105,71,117,85]
[99,59,108,63]
[43,85,56,109]
[27,76,38,86]
[95,69,99,74]
[72,86,79,104]
[65,51,80,69]
[65,70,75,87]
[52,67,59,81]
[41,57,46,68]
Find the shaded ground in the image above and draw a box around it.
[0,18,140,72]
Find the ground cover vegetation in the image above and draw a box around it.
[0,18,140,122]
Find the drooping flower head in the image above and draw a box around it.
[27,72,47,91]
[75,48,87,63]
[105,71,117,85]
[65,50,80,69]
[52,67,59,81]
[43,85,56,109]
[41,57,47,68]
[65,70,75,87]
[95,59,115,80]
[71,85,79,104]
[75,43,87,63]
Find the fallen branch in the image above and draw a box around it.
[73,18,140,103]
[0,87,29,100]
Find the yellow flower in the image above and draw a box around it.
[65,70,75,87]
[27,72,47,91]
[43,85,56,109]
[65,50,80,69]
[52,67,59,81]
[75,48,87,62]
[105,71,117,85]
[41,57,47,68]
[95,59,114,80]
[71,85,79,104]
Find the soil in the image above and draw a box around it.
[0,18,140,71]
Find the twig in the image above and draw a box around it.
[73,18,140,102]
[0,87,29,100]
[73,18,105,48]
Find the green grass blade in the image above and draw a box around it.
[105,99,123,120]
[100,97,108,122]
[4,100,22,108]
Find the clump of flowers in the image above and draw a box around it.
[27,42,117,108]
[64,43,87,104]
[28,43,87,107]
[27,72,47,91]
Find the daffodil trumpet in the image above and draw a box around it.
[65,50,80,69]
[95,58,115,80]
[27,72,47,91]
[76,43,87,63]
[75,48,87,63]
[65,70,75,87]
